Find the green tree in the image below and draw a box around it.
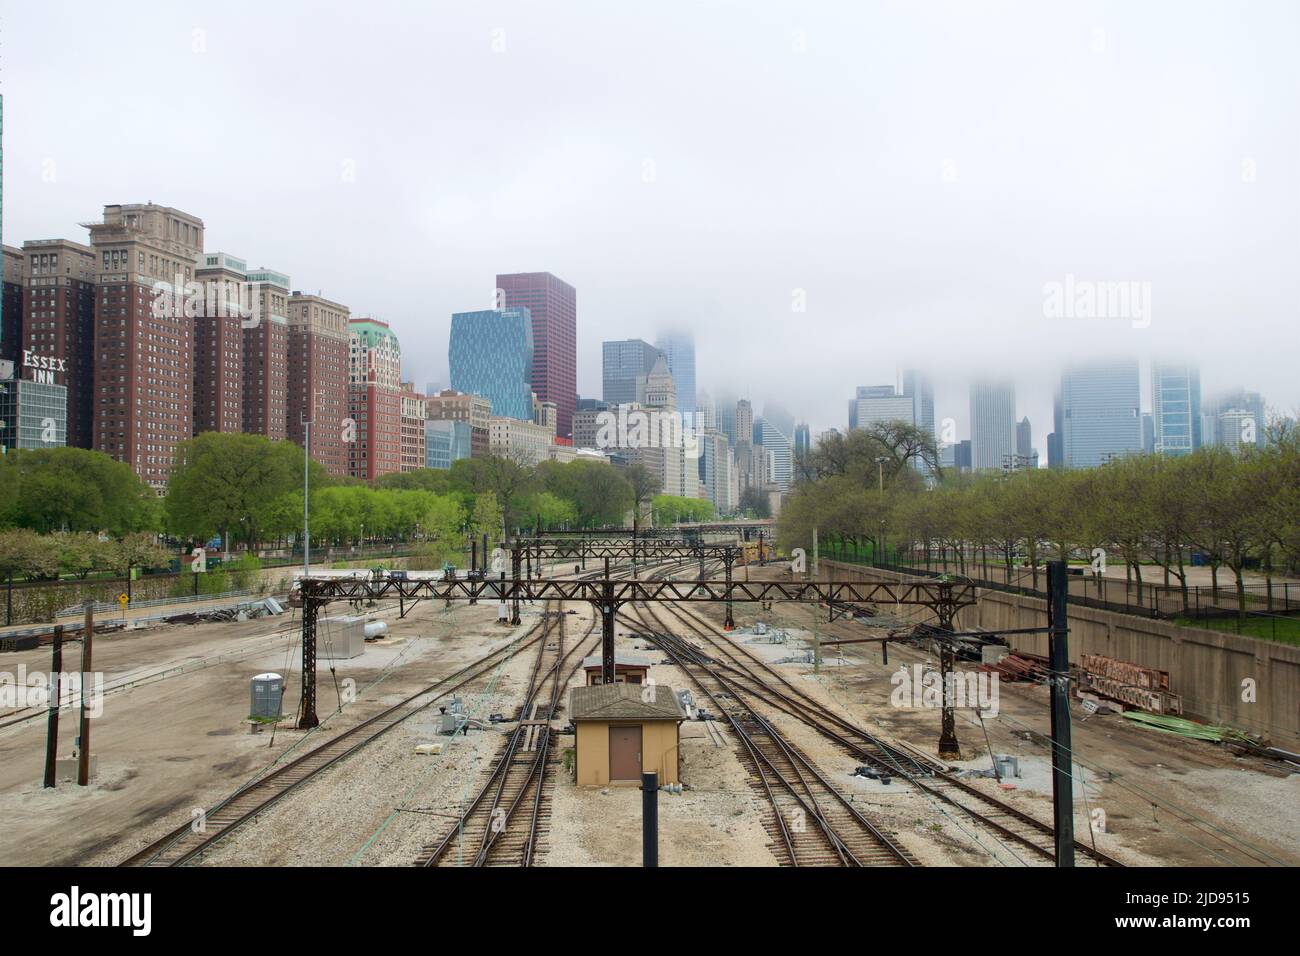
[167,433,314,552]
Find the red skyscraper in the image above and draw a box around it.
[495,271,576,438]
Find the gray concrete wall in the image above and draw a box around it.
[824,561,1300,750]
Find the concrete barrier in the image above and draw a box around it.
[824,561,1300,749]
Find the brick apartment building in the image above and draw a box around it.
[287,292,350,478]
[242,267,291,440]
[85,203,204,490]
[18,239,97,449]
[346,318,402,480]
[192,251,246,435]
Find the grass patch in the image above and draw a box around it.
[1173,614,1300,646]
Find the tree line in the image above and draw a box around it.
[779,421,1300,615]
[0,434,721,578]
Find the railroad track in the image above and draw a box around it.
[118,618,560,867]
[638,600,1123,867]
[632,603,917,867]
[414,606,599,867]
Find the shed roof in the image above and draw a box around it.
[570,683,685,722]
[581,652,654,670]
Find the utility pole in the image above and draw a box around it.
[77,603,94,786]
[43,625,63,788]
[935,581,961,758]
[302,414,312,578]
[1047,559,1075,866]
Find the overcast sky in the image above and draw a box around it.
[4,0,1297,452]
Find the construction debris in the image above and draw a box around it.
[979,651,1051,683]
[1079,654,1183,715]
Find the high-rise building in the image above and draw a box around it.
[850,385,914,431]
[1205,388,1266,450]
[793,422,811,463]
[20,239,96,449]
[192,251,247,435]
[762,403,795,444]
[399,386,427,473]
[1057,360,1142,468]
[656,330,696,423]
[695,390,717,432]
[735,400,753,444]
[1141,413,1155,454]
[86,203,204,491]
[347,318,403,480]
[2,245,23,369]
[955,439,972,471]
[700,429,735,515]
[716,391,738,445]
[287,292,350,478]
[602,338,661,406]
[970,380,1015,472]
[902,370,936,445]
[449,307,533,422]
[242,267,290,440]
[572,401,610,450]
[1151,361,1201,457]
[753,417,793,491]
[496,272,576,438]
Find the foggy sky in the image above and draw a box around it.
[5,0,1298,454]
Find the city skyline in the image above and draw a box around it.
[3,2,1296,459]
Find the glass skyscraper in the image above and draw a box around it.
[601,338,661,405]
[656,329,696,422]
[448,307,533,421]
[1151,361,1201,456]
[1058,360,1142,468]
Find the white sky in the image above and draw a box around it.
[4,0,1297,452]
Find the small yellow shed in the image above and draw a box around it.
[569,683,685,787]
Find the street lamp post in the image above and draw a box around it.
[874,456,889,565]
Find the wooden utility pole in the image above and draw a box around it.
[77,603,94,786]
[43,625,64,788]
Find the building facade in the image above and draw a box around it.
[20,239,96,449]
[192,251,247,435]
[449,307,534,422]
[242,267,291,440]
[86,203,204,491]
[496,272,576,438]
[601,338,660,406]
[655,330,696,423]
[1151,361,1201,457]
[970,380,1016,472]
[1057,360,1142,468]
[287,292,350,478]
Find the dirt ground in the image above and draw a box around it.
[701,566,1300,867]
[1,559,1293,868]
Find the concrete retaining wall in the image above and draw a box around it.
[824,561,1300,749]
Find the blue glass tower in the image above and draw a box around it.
[449,307,534,421]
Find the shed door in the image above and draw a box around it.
[609,725,642,781]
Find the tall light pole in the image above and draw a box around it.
[303,416,311,578]
[874,456,889,564]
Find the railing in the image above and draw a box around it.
[822,540,1300,646]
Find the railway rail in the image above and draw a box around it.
[632,602,917,867]
[637,600,1123,867]
[118,553,684,868]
